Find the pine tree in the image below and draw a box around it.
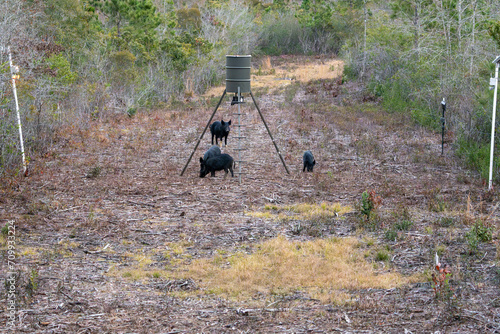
[90,0,162,60]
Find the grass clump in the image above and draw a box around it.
[384,229,398,242]
[375,249,390,262]
[437,216,455,227]
[85,165,101,178]
[247,202,352,237]
[247,202,352,223]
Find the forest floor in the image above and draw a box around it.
[1,55,500,333]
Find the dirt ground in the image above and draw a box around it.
[1,56,499,333]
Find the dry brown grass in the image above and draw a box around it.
[180,235,421,304]
[203,56,343,97]
[260,56,272,70]
[246,202,352,223]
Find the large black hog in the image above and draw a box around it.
[199,153,234,178]
[303,150,316,172]
[200,145,221,177]
[210,119,231,146]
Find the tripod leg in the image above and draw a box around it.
[180,89,227,176]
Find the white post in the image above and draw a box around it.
[488,58,500,190]
[8,46,27,175]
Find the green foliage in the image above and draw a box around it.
[85,166,102,178]
[438,217,455,228]
[258,12,303,55]
[384,229,398,241]
[343,0,499,180]
[41,0,102,60]
[395,219,413,231]
[456,136,500,180]
[466,220,494,254]
[357,190,382,230]
[488,20,500,48]
[161,33,212,72]
[471,220,493,243]
[384,206,412,241]
[90,0,162,60]
[176,5,201,31]
[109,50,138,85]
[127,107,137,117]
[46,54,78,86]
[375,249,389,262]
[1,223,8,236]
[27,269,39,297]
[427,190,446,213]
[294,0,363,54]
[360,190,379,219]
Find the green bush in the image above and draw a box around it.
[466,220,494,253]
[384,229,398,241]
[258,13,303,55]
[395,219,413,231]
[456,136,500,180]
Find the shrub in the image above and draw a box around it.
[360,190,382,221]
[395,219,413,231]
[1,223,8,236]
[258,12,303,55]
[456,136,500,181]
[384,229,398,242]
[466,220,494,254]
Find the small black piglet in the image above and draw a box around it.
[303,150,316,172]
[199,153,234,178]
[210,119,231,146]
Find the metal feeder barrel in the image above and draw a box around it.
[226,55,251,94]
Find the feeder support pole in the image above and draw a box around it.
[488,58,500,190]
[8,46,27,175]
[180,89,226,176]
[250,91,290,174]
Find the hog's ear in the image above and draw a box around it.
[221,120,225,125]
[228,120,231,125]
[200,157,204,163]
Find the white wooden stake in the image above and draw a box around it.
[488,57,500,190]
[8,46,27,175]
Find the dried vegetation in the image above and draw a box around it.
[0,56,499,333]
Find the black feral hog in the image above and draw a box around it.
[203,145,221,161]
[199,153,234,178]
[303,150,316,172]
[200,145,222,177]
[210,119,231,146]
